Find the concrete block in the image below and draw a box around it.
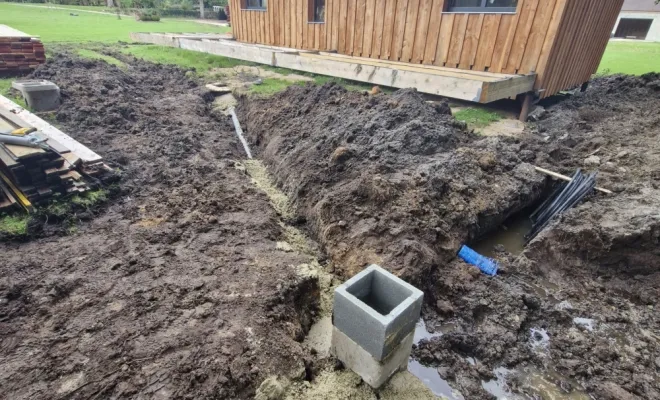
[333,264,423,361]
[12,80,60,112]
[331,325,413,389]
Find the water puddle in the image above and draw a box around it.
[482,366,590,400]
[471,214,533,258]
[411,320,590,400]
[572,317,596,332]
[529,328,551,350]
[409,319,464,400]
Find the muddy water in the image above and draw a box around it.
[471,214,533,258]
[413,320,592,400]
[410,319,464,400]
[481,367,591,400]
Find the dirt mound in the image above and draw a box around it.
[523,73,660,292]
[533,73,660,190]
[240,84,545,285]
[240,81,660,399]
[1,53,319,400]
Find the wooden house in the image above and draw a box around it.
[228,0,624,112]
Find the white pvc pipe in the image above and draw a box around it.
[228,107,252,159]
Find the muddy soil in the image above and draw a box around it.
[0,54,320,399]
[240,80,660,399]
[239,85,545,285]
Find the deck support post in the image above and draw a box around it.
[580,82,589,92]
[519,92,534,122]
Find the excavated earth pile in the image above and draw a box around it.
[239,85,545,285]
[0,54,319,400]
[241,81,660,399]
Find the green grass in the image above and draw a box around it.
[44,201,71,218]
[598,41,660,76]
[248,78,294,96]
[71,189,109,208]
[0,214,30,236]
[78,49,126,68]
[122,45,252,72]
[0,78,27,105]
[23,3,112,12]
[453,108,503,128]
[0,3,229,43]
[0,79,13,98]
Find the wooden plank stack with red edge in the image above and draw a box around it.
[0,25,46,74]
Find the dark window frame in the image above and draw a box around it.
[243,0,267,11]
[309,0,326,22]
[446,0,517,13]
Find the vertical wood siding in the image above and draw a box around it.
[230,0,623,97]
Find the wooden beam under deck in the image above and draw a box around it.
[130,33,536,104]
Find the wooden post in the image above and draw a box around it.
[519,92,533,122]
[580,82,589,92]
[199,0,205,19]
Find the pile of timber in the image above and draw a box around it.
[0,25,46,74]
[0,137,88,205]
[0,94,114,212]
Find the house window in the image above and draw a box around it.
[310,0,325,22]
[245,0,267,10]
[446,0,518,13]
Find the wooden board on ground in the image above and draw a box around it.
[0,95,102,165]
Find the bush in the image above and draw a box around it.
[135,8,161,21]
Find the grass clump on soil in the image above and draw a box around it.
[122,45,253,74]
[0,214,30,236]
[598,41,660,76]
[71,189,109,209]
[0,3,229,43]
[453,107,503,128]
[77,49,125,68]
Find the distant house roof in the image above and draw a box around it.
[622,0,660,12]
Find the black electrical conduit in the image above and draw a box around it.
[526,169,597,243]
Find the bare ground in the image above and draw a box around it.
[0,54,319,400]
[1,51,659,400]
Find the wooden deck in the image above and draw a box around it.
[130,32,536,103]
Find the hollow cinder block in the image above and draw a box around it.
[12,80,61,112]
[331,325,413,389]
[333,264,423,362]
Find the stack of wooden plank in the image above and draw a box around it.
[0,138,90,204]
[0,180,17,211]
[0,25,46,73]
[0,93,115,211]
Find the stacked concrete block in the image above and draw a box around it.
[331,264,424,389]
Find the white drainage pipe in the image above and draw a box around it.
[228,107,252,159]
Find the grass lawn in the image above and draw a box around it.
[121,45,252,72]
[77,49,126,67]
[0,3,229,43]
[598,41,660,76]
[121,45,375,94]
[453,108,503,128]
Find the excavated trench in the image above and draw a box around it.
[239,80,660,400]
